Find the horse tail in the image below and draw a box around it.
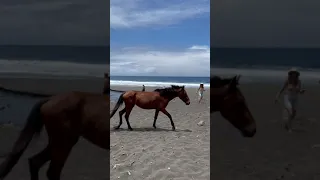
[0,99,48,179]
[110,93,124,118]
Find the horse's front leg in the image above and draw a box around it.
[153,110,159,129]
[160,108,175,131]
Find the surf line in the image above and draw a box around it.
[110,89,126,93]
[1,86,125,96]
[0,86,51,97]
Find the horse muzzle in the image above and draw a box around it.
[185,101,190,105]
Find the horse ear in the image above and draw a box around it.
[182,86,185,89]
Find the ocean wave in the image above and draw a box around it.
[0,59,108,78]
[211,67,320,82]
[110,80,210,87]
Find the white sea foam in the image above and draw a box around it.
[211,67,320,82]
[0,59,108,78]
[110,80,210,88]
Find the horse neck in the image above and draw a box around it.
[162,94,178,102]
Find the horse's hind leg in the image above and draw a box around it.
[46,137,78,180]
[153,110,159,129]
[29,145,51,180]
[125,106,134,130]
[115,108,126,129]
[160,108,175,131]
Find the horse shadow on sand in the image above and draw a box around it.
[111,127,192,133]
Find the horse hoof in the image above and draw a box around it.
[153,125,157,129]
[114,126,120,130]
[129,128,133,131]
[172,127,176,131]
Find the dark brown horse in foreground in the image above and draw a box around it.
[211,75,256,137]
[110,85,190,131]
[0,74,110,180]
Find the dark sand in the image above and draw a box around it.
[110,85,210,180]
[0,75,108,180]
[211,82,320,180]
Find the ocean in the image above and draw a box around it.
[0,45,108,64]
[211,48,320,69]
[211,48,320,83]
[110,76,210,101]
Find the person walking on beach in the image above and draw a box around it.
[275,68,305,132]
[197,83,205,103]
[142,85,145,91]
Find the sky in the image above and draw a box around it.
[110,0,210,77]
[0,0,109,46]
[212,0,320,48]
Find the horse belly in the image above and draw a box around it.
[136,100,157,109]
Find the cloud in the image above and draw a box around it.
[0,0,109,45]
[111,0,209,29]
[111,45,210,76]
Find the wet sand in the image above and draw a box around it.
[110,85,210,180]
[211,82,320,180]
[0,75,108,180]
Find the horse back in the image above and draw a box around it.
[123,91,160,101]
[41,91,109,134]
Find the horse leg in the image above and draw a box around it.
[115,108,126,129]
[46,138,78,180]
[28,146,51,180]
[125,106,134,131]
[160,109,175,131]
[153,110,159,129]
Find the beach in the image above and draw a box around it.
[0,74,108,179]
[110,85,210,180]
[211,81,320,180]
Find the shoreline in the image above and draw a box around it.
[0,76,104,94]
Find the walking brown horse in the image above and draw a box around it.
[0,74,110,180]
[110,85,190,131]
[211,75,256,137]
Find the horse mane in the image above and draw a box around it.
[211,76,238,88]
[154,85,183,97]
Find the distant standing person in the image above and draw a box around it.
[142,85,145,91]
[275,68,305,131]
[197,83,205,103]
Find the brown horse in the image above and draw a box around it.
[0,75,110,180]
[211,75,256,137]
[110,85,190,131]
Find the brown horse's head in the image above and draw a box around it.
[211,75,256,137]
[172,85,190,105]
